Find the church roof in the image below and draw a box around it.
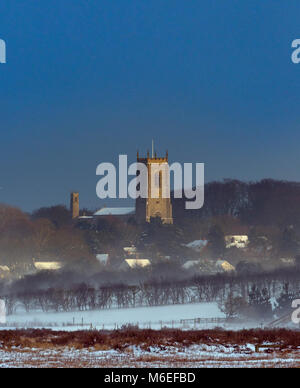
[94,207,135,216]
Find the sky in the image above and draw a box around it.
[0,0,299,212]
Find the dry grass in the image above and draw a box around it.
[0,328,299,350]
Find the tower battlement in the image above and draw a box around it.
[137,150,169,163]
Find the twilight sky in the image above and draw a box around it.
[0,0,299,212]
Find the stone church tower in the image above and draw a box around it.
[136,149,173,224]
[70,192,80,219]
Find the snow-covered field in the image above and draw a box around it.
[5,303,226,330]
[3,302,297,330]
[1,301,298,332]
[1,344,299,368]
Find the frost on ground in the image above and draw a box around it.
[0,328,299,368]
[0,344,299,368]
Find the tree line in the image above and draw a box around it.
[173,179,300,228]
[2,268,300,319]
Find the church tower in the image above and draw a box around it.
[136,147,173,224]
[70,192,80,219]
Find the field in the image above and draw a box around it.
[4,303,226,330]
[0,328,300,368]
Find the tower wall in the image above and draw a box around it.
[70,192,80,219]
[136,152,173,225]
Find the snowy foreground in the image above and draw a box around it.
[1,303,299,368]
[1,344,300,368]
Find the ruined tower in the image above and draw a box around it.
[70,192,80,219]
[136,148,173,225]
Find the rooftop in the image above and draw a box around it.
[94,207,135,216]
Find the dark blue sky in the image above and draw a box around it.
[0,0,299,212]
